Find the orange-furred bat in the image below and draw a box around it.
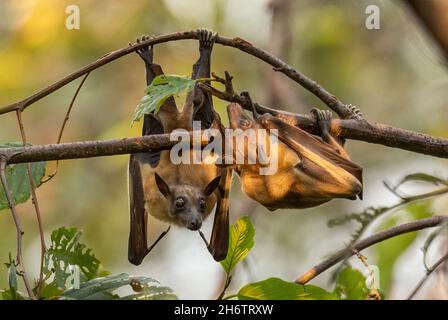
[226,93,362,211]
[128,30,230,266]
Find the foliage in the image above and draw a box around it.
[0,143,46,211]
[132,75,196,122]
[220,216,255,274]
[334,267,369,300]
[375,200,433,294]
[62,273,177,300]
[43,227,101,289]
[237,278,337,300]
[1,226,176,300]
[220,217,375,300]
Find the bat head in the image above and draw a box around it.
[154,173,221,230]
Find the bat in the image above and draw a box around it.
[128,29,230,265]
[226,92,362,211]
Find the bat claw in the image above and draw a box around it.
[310,107,332,122]
[197,28,217,49]
[133,35,155,64]
[346,104,363,120]
[310,107,333,138]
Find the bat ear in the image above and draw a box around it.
[204,176,221,197]
[155,172,170,198]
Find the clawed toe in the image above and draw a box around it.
[310,107,332,121]
[197,28,217,48]
[346,104,363,119]
[132,35,154,63]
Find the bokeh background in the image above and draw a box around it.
[1,0,447,299]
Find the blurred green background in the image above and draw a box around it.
[0,0,447,299]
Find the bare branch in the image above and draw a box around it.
[199,82,448,158]
[0,30,353,118]
[295,216,447,285]
[0,132,208,165]
[15,111,46,298]
[0,160,35,299]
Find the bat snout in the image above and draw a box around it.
[227,103,245,129]
[186,217,202,231]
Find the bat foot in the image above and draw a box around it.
[131,35,154,64]
[197,28,217,50]
[346,104,363,120]
[311,107,332,128]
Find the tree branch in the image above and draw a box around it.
[407,250,448,300]
[199,82,448,158]
[0,133,207,165]
[295,216,447,285]
[0,160,35,299]
[0,30,352,118]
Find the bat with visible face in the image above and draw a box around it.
[128,30,230,265]
[226,93,362,211]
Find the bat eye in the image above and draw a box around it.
[240,119,251,127]
[175,197,185,208]
[199,199,207,210]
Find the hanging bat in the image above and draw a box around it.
[128,30,230,266]
[226,93,362,211]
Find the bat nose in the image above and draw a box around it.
[188,218,202,231]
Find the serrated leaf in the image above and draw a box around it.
[132,75,195,122]
[334,267,368,300]
[220,216,255,274]
[0,143,46,211]
[44,227,100,289]
[237,278,337,300]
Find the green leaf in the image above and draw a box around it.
[375,201,433,294]
[62,273,177,300]
[220,216,255,274]
[0,143,46,211]
[334,267,368,300]
[1,289,24,300]
[44,227,100,289]
[39,282,63,299]
[237,278,337,300]
[132,75,195,122]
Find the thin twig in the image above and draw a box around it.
[295,216,446,285]
[43,72,91,183]
[407,251,448,300]
[217,274,232,300]
[0,31,353,118]
[15,110,47,298]
[0,160,35,299]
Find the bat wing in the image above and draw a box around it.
[128,115,165,265]
[128,155,149,265]
[208,168,231,261]
[261,115,362,184]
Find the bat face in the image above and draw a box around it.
[154,172,221,230]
